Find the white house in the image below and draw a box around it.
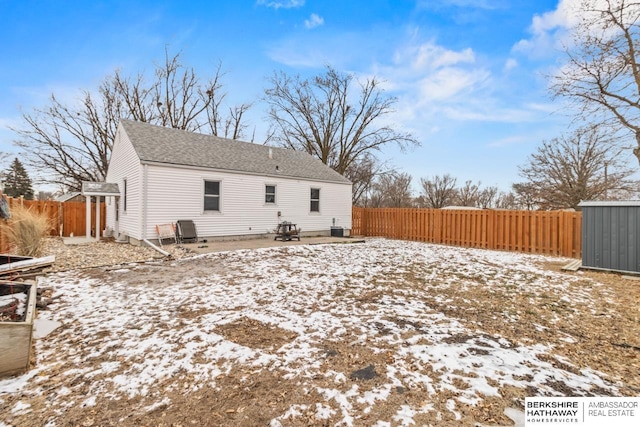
[104,120,352,244]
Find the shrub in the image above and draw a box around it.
[0,205,51,257]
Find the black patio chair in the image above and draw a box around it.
[176,220,198,243]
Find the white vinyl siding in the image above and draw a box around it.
[107,122,352,241]
[105,127,144,240]
[142,164,352,239]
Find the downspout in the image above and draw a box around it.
[142,163,148,242]
[143,239,170,257]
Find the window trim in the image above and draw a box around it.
[265,184,276,205]
[310,187,320,213]
[203,179,221,213]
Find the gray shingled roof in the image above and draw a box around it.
[120,120,351,185]
[54,192,82,202]
[82,181,120,196]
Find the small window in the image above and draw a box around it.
[123,179,127,212]
[204,180,220,211]
[265,185,276,204]
[310,188,320,212]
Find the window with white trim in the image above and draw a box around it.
[310,188,320,212]
[265,185,276,204]
[204,180,220,211]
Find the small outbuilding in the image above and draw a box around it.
[54,192,84,203]
[579,201,640,274]
[104,120,353,244]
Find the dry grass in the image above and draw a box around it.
[0,205,52,257]
[3,240,639,427]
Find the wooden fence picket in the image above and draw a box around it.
[0,197,107,252]
[352,207,582,258]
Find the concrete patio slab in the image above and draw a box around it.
[62,236,97,245]
[175,236,365,254]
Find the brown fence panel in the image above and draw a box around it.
[352,207,582,258]
[0,197,108,252]
[61,201,107,237]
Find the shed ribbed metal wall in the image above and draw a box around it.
[580,201,640,274]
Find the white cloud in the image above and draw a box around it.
[402,43,475,71]
[256,0,305,10]
[375,39,488,105]
[511,0,575,58]
[266,42,332,68]
[417,0,507,10]
[486,135,529,148]
[441,105,535,123]
[512,0,629,58]
[417,67,490,101]
[503,58,518,72]
[304,13,324,29]
[363,35,552,140]
[265,31,378,69]
[524,102,559,113]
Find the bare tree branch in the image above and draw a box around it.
[346,154,396,206]
[368,171,414,208]
[12,50,251,191]
[419,174,458,208]
[552,0,640,164]
[264,66,419,175]
[517,125,638,209]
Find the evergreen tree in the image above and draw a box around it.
[3,158,35,200]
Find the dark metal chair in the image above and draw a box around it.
[176,220,198,243]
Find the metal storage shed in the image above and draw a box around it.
[579,201,640,274]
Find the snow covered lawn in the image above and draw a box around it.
[1,238,638,426]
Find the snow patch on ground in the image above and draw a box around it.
[0,239,619,426]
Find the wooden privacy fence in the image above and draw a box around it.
[352,207,582,258]
[0,197,106,252]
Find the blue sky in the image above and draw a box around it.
[1,0,628,193]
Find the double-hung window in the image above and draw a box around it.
[204,180,220,211]
[265,185,276,204]
[310,188,320,212]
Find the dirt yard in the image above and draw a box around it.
[1,238,639,426]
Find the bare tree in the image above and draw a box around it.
[517,126,638,210]
[37,191,55,201]
[368,172,414,208]
[13,50,251,191]
[455,180,481,207]
[552,0,640,164]
[345,153,394,206]
[264,66,419,175]
[494,191,520,210]
[419,174,458,208]
[477,186,499,209]
[512,182,541,210]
